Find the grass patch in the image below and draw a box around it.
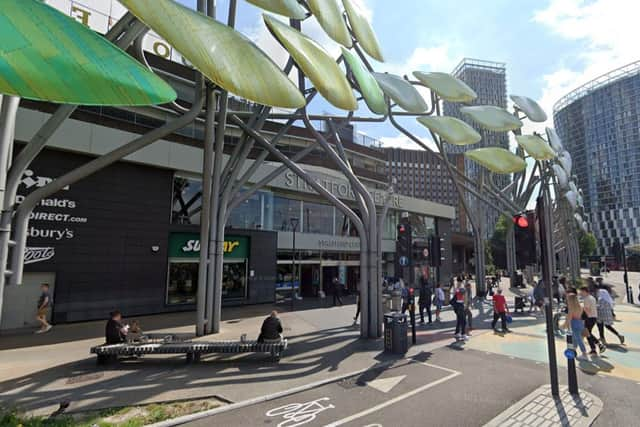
[1,398,222,427]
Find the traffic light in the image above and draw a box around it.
[395,221,412,280]
[428,235,441,267]
[514,211,536,268]
[396,222,412,260]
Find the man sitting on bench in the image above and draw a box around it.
[258,310,283,343]
[105,310,128,344]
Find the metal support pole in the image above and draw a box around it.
[0,96,20,326]
[196,86,215,336]
[566,333,579,395]
[537,192,560,397]
[229,115,371,338]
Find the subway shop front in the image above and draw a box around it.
[166,230,278,307]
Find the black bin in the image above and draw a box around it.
[384,312,408,354]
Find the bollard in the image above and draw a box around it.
[565,333,579,395]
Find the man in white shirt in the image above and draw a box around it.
[580,286,606,355]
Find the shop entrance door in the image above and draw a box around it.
[300,264,320,297]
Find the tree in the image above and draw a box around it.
[489,214,509,269]
[578,231,597,260]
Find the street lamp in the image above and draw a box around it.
[290,217,299,310]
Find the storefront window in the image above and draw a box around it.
[172,176,202,225]
[166,233,250,305]
[303,202,334,234]
[383,210,400,239]
[272,196,301,231]
[167,262,198,304]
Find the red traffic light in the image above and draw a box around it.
[398,224,406,233]
[513,215,529,228]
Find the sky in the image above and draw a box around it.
[176,0,640,151]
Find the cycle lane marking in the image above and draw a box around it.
[324,360,461,427]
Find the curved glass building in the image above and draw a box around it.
[554,61,640,254]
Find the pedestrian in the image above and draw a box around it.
[434,283,445,322]
[597,285,625,345]
[419,277,433,325]
[464,281,473,334]
[258,310,283,342]
[533,279,545,312]
[491,288,510,333]
[579,286,606,355]
[35,283,53,334]
[452,284,467,340]
[105,310,127,344]
[332,277,343,306]
[353,289,361,325]
[564,293,588,360]
[401,283,410,314]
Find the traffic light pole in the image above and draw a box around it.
[537,190,560,398]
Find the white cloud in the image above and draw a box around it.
[533,0,640,117]
[384,44,460,77]
[378,134,438,152]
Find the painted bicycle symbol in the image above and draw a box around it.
[266,397,335,427]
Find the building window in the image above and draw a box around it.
[172,176,202,225]
[303,201,334,234]
[272,196,302,231]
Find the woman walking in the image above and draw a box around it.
[597,285,625,345]
[564,293,588,360]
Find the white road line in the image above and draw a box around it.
[325,362,461,427]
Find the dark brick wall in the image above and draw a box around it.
[17,147,278,323]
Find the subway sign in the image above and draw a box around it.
[169,233,249,259]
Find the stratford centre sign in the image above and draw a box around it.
[283,171,402,208]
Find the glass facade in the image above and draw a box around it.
[554,63,640,253]
[170,175,433,241]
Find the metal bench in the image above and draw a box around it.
[91,339,288,364]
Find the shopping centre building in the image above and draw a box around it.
[1,1,455,328]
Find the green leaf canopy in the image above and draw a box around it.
[417,116,481,146]
[121,0,305,108]
[0,0,176,106]
[341,47,385,114]
[245,0,307,19]
[342,0,384,62]
[465,147,526,174]
[264,14,357,111]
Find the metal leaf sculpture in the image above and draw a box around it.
[515,135,556,161]
[0,0,176,106]
[341,47,385,114]
[245,0,307,19]
[342,0,384,62]
[546,127,564,152]
[417,116,481,146]
[510,95,548,123]
[413,72,477,103]
[460,105,523,132]
[120,0,305,108]
[264,15,357,111]
[553,164,569,189]
[465,147,526,174]
[308,0,352,47]
[373,72,427,113]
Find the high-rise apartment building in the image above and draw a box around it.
[443,58,509,238]
[554,61,640,254]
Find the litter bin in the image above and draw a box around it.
[384,312,408,354]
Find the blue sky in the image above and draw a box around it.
[176,0,638,149]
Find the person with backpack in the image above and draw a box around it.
[452,284,467,340]
[419,277,433,325]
